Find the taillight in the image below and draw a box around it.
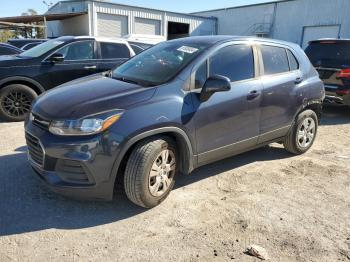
[336,89,350,95]
[336,69,350,79]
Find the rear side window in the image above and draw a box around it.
[100,42,130,59]
[261,45,289,75]
[287,49,299,71]
[209,45,255,82]
[305,42,350,68]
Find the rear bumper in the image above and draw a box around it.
[24,120,125,201]
[324,87,350,106]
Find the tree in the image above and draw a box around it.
[16,9,44,39]
[0,30,15,42]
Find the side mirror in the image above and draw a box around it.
[200,75,231,102]
[49,53,64,63]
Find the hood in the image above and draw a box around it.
[32,74,157,120]
[0,55,35,67]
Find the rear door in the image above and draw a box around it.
[305,41,350,94]
[258,44,301,143]
[96,42,132,72]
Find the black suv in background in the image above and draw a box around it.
[0,36,135,121]
[8,39,47,50]
[0,43,22,56]
[305,39,350,107]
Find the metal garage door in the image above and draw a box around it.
[97,13,128,37]
[134,17,161,35]
[302,25,340,49]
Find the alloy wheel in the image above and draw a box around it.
[297,117,316,148]
[149,149,176,197]
[1,91,31,117]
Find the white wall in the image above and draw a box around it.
[195,0,350,46]
[47,14,90,37]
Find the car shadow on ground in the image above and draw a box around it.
[0,144,291,237]
[0,105,348,237]
[321,105,350,125]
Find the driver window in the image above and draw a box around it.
[54,41,94,61]
[194,61,207,89]
[209,44,255,82]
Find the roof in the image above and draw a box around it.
[192,0,295,14]
[54,35,129,44]
[167,35,299,48]
[49,0,217,21]
[0,12,87,23]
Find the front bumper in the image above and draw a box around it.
[24,119,124,200]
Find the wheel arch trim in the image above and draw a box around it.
[109,126,196,187]
[0,76,45,93]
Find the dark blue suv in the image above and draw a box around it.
[25,36,325,208]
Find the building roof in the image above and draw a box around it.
[192,0,296,14]
[49,0,217,21]
[0,12,87,24]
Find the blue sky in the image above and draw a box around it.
[0,0,277,17]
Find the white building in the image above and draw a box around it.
[194,0,350,48]
[46,0,217,40]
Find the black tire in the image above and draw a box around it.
[0,84,37,122]
[124,137,177,208]
[283,109,318,155]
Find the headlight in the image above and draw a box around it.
[49,111,123,136]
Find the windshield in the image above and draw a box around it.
[112,41,209,86]
[305,42,350,68]
[19,39,65,58]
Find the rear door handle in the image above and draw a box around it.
[84,65,97,70]
[247,90,261,100]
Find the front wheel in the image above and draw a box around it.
[0,84,37,122]
[124,137,177,208]
[283,109,318,154]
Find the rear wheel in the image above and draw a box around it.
[283,109,318,154]
[0,84,37,122]
[124,137,177,208]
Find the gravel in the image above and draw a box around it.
[0,106,349,262]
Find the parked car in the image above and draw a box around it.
[0,43,22,56]
[123,34,166,45]
[25,36,324,208]
[0,36,136,121]
[7,38,47,49]
[305,39,350,107]
[128,41,154,54]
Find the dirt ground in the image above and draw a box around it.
[0,106,349,262]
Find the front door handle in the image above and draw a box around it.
[247,90,261,100]
[84,65,97,70]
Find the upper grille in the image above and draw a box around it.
[31,113,50,131]
[25,132,44,167]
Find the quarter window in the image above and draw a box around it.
[209,45,255,82]
[55,41,94,61]
[261,45,289,75]
[100,42,130,59]
[287,49,299,71]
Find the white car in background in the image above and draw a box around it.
[123,34,166,54]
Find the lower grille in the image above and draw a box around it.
[25,132,44,166]
[56,159,90,183]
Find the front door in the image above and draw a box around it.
[191,44,263,165]
[40,40,98,88]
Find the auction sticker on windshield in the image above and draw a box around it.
[177,46,199,54]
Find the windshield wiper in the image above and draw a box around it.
[113,76,140,85]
